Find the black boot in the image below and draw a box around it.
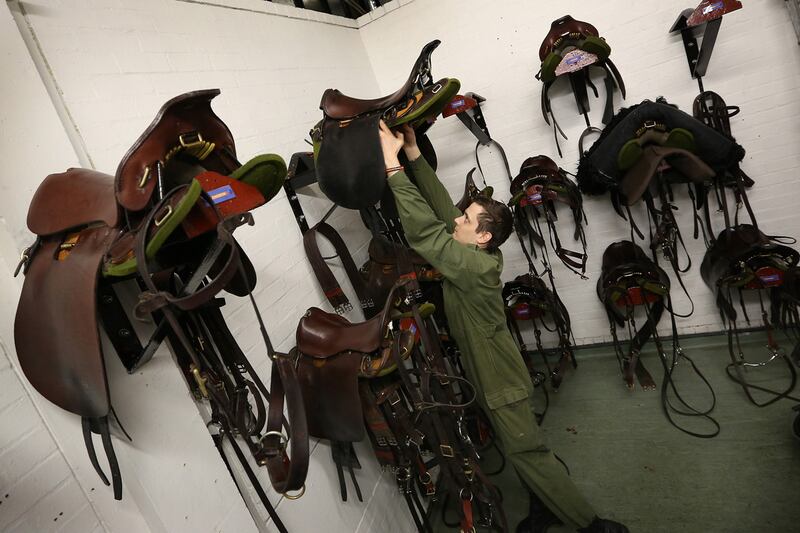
[515,490,564,533]
[577,516,630,533]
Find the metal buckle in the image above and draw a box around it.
[190,365,208,398]
[154,205,173,227]
[179,132,204,148]
[439,444,454,458]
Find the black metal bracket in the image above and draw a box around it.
[454,92,492,146]
[670,1,742,91]
[283,151,322,235]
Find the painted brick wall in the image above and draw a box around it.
[0,0,413,532]
[359,0,800,345]
[2,0,799,532]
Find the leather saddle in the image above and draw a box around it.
[312,40,460,209]
[14,90,299,504]
[701,224,800,320]
[509,155,587,276]
[537,16,625,155]
[296,279,414,437]
[597,241,670,390]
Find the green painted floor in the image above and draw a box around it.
[430,332,800,533]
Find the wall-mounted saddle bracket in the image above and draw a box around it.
[670,0,743,91]
[454,92,492,146]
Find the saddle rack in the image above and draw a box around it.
[670,0,743,91]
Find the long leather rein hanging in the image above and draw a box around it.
[132,189,308,531]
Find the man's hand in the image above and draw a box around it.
[378,120,404,175]
[398,124,422,161]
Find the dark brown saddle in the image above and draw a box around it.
[312,40,460,210]
[538,15,599,60]
[320,40,441,120]
[701,225,800,320]
[503,272,576,391]
[597,241,671,391]
[296,280,413,442]
[509,155,588,277]
[14,91,304,523]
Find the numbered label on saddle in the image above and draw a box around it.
[208,184,236,204]
[744,267,784,290]
[555,49,599,76]
[614,287,660,308]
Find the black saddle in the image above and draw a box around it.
[311,40,460,209]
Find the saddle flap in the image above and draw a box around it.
[115,89,236,212]
[28,169,119,236]
[15,226,117,418]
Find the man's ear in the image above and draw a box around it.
[476,230,492,248]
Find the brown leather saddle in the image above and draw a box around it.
[509,155,587,277]
[597,241,670,391]
[14,90,305,526]
[537,16,625,155]
[503,273,576,391]
[295,279,415,500]
[311,40,460,209]
[700,224,799,407]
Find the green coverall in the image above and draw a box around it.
[387,156,596,529]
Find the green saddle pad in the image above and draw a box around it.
[230,153,287,202]
[103,179,202,278]
[387,78,461,128]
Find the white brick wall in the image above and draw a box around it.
[359,0,800,345]
[1,0,799,531]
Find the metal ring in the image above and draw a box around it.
[283,484,305,500]
[261,430,288,449]
[459,488,473,502]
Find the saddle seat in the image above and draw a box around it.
[320,40,441,120]
[296,308,387,357]
[28,168,119,236]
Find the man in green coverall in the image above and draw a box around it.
[378,121,629,533]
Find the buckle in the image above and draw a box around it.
[179,131,204,148]
[439,444,454,458]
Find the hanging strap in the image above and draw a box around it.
[303,221,372,314]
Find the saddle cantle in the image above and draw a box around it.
[312,40,460,209]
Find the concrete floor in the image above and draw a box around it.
[431,332,800,533]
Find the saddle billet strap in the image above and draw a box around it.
[303,221,370,314]
[262,348,309,494]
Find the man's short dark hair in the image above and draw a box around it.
[472,196,513,252]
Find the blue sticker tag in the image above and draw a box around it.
[565,53,584,66]
[759,274,781,284]
[703,1,724,15]
[208,185,236,205]
[527,193,543,204]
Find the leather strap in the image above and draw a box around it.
[303,221,371,314]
